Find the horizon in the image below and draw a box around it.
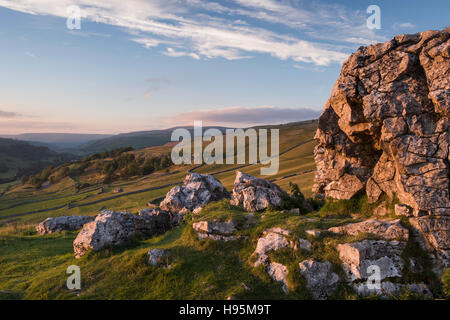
[0,0,449,134]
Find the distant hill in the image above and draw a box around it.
[71,126,229,156]
[0,138,74,183]
[0,133,113,151]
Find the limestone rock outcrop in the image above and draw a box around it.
[36,215,95,235]
[192,220,239,241]
[252,228,292,267]
[313,28,450,265]
[337,240,406,282]
[73,210,172,258]
[298,259,340,300]
[328,219,409,241]
[160,173,229,214]
[231,171,285,212]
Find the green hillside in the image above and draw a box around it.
[0,138,73,184]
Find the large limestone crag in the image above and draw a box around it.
[313,28,449,267]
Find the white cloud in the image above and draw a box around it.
[393,22,415,29]
[163,47,200,60]
[0,0,388,66]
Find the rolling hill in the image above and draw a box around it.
[0,138,74,183]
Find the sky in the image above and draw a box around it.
[0,0,448,134]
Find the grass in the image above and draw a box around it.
[319,193,399,219]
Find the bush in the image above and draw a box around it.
[280,182,306,212]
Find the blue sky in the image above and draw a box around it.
[0,0,448,134]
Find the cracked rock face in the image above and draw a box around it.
[298,259,340,300]
[73,210,172,258]
[328,219,409,241]
[36,215,95,235]
[267,262,289,294]
[337,240,406,282]
[313,28,449,262]
[160,173,229,214]
[192,220,239,241]
[231,171,285,212]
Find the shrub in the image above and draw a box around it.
[280,182,306,212]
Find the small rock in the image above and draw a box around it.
[113,188,123,193]
[353,281,433,299]
[395,204,412,217]
[253,228,291,267]
[374,205,389,216]
[193,220,237,235]
[267,262,289,293]
[299,259,340,300]
[298,238,312,251]
[306,230,321,237]
[148,249,167,266]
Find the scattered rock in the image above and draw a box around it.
[230,171,285,212]
[299,259,340,300]
[160,173,229,214]
[353,282,433,299]
[193,220,237,235]
[328,219,409,241]
[267,262,289,293]
[193,220,240,241]
[73,210,172,258]
[36,216,95,235]
[306,230,321,237]
[395,204,413,217]
[337,240,406,282]
[298,238,312,251]
[148,249,168,266]
[139,207,183,226]
[374,205,389,216]
[252,228,291,267]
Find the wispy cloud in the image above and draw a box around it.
[393,22,416,29]
[0,109,21,118]
[161,106,321,127]
[0,0,387,66]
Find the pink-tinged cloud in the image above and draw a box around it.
[0,110,21,118]
[161,106,321,127]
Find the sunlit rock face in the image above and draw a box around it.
[313,28,449,266]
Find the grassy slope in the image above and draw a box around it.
[0,120,444,299]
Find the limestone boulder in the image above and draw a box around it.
[73,210,172,258]
[299,259,340,300]
[36,215,95,235]
[160,173,229,214]
[337,240,406,281]
[231,171,285,212]
[328,219,409,241]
